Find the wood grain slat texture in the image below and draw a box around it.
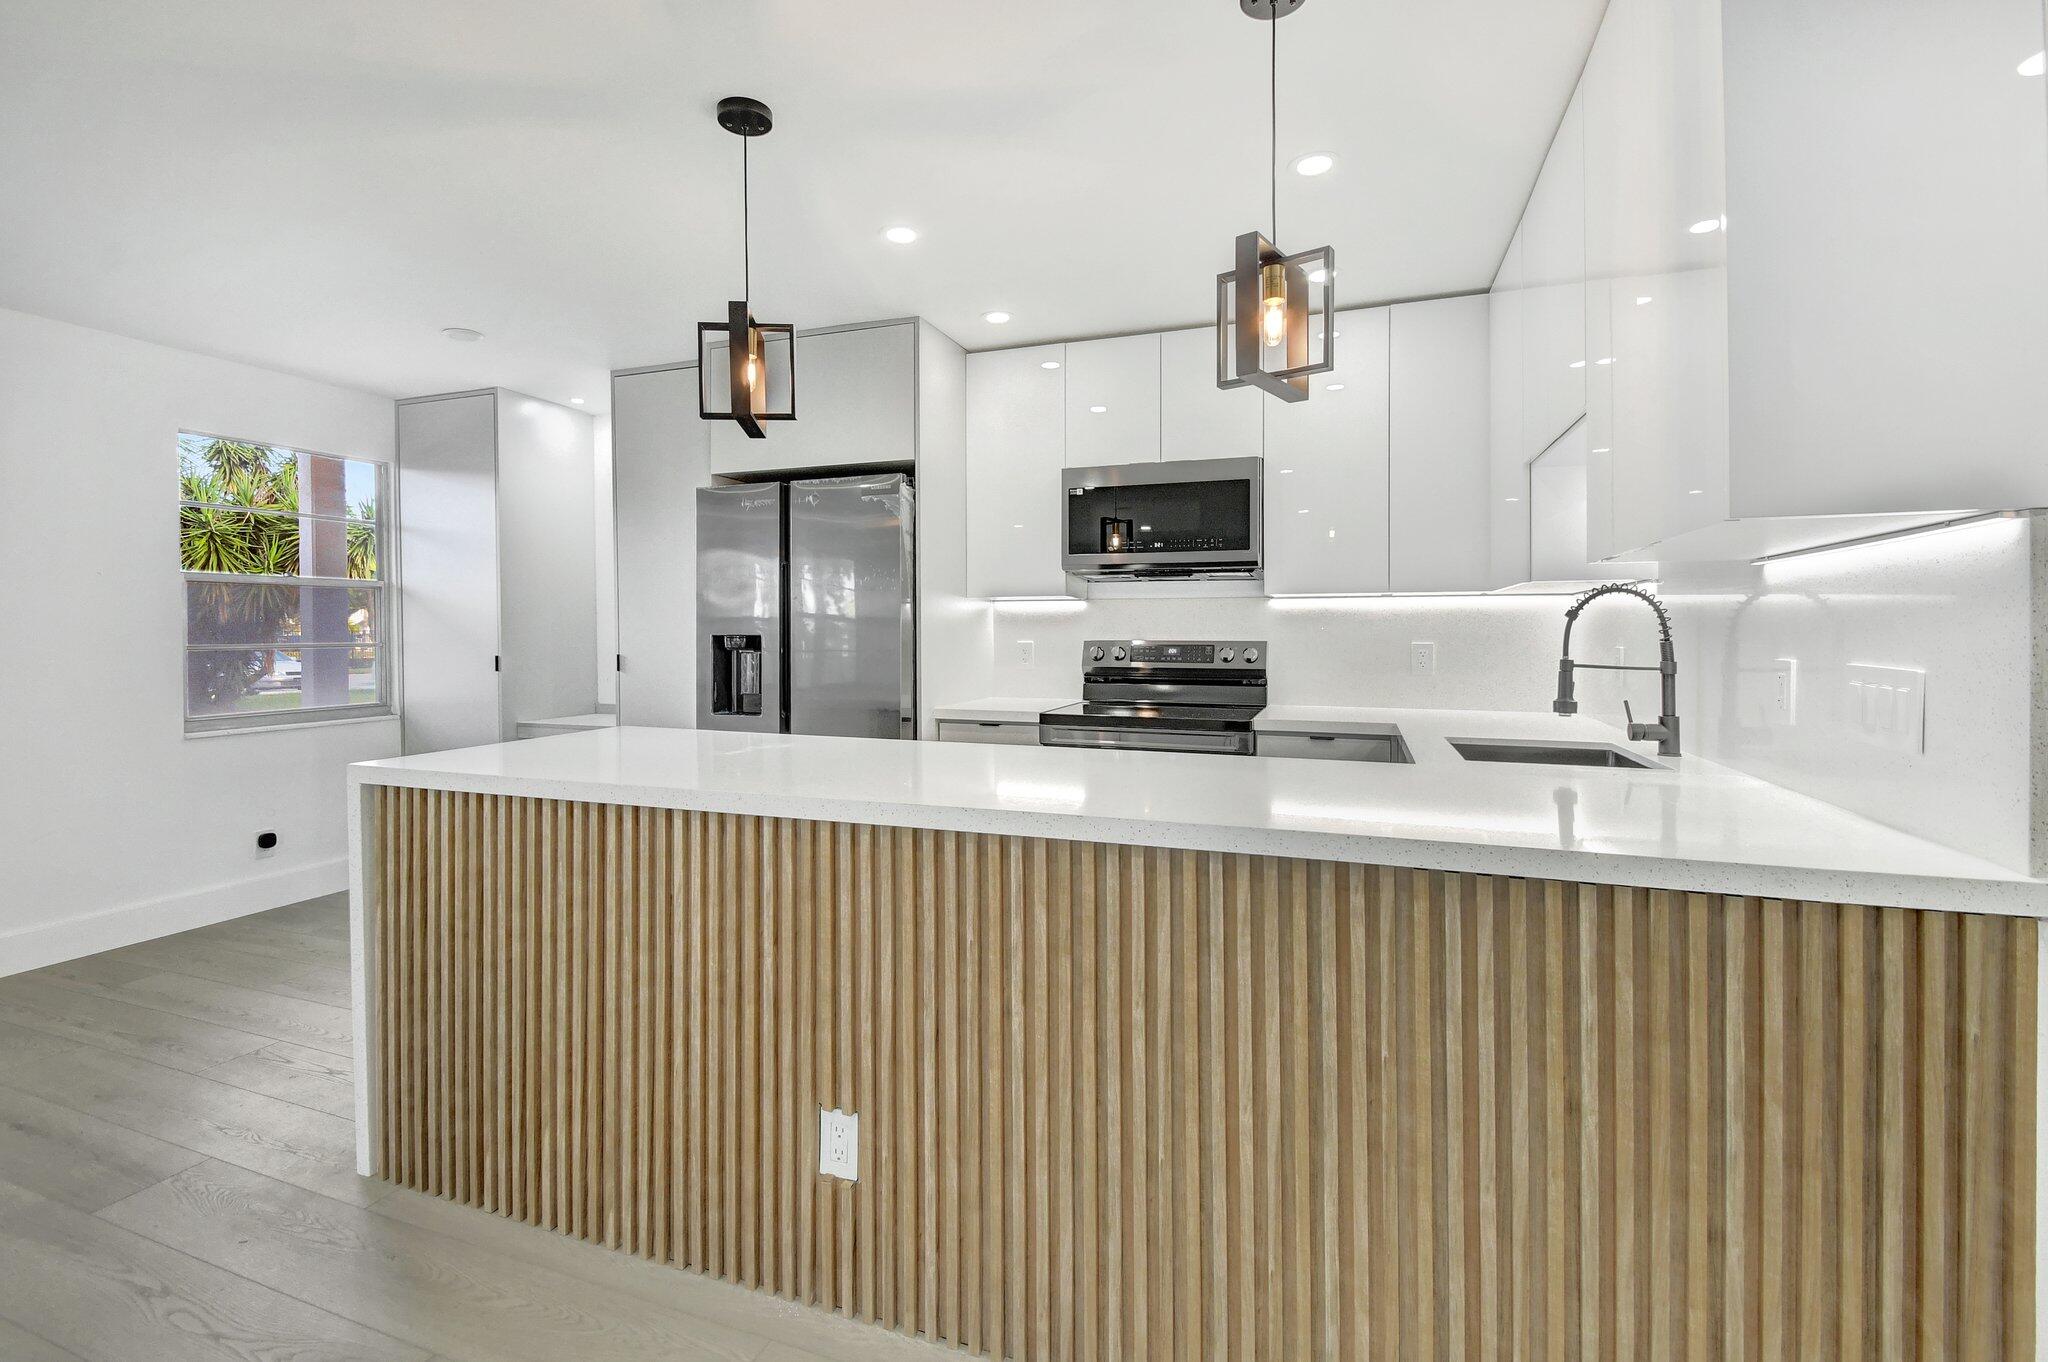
[371,788,2039,1361]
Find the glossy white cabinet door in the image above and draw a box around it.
[396,392,502,754]
[1263,307,1390,596]
[1063,333,1161,466]
[1583,0,1729,559]
[1389,296,1492,591]
[966,344,1075,598]
[612,366,710,728]
[705,322,917,476]
[1723,0,2048,516]
[496,392,598,738]
[1160,325,1261,462]
[1522,87,1588,462]
[1488,227,1531,585]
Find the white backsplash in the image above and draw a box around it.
[1661,514,2036,874]
[967,514,2039,871]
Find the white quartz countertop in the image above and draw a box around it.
[931,698,1071,724]
[936,698,1442,738]
[349,715,2048,917]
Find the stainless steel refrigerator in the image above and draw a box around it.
[696,473,916,739]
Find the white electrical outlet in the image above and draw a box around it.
[1017,639,1034,667]
[819,1107,859,1181]
[1409,641,1437,676]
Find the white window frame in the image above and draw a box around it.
[179,432,396,735]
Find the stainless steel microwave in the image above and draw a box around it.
[1060,456,1263,579]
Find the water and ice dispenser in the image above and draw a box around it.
[709,634,763,716]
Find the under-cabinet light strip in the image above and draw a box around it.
[1748,510,2024,566]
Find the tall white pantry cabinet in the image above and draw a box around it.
[395,388,598,755]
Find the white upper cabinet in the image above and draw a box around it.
[1262,307,1391,596]
[1582,0,1729,560]
[1063,333,1162,466]
[1488,227,1530,585]
[1389,296,1492,592]
[1521,87,1587,461]
[1160,325,1262,462]
[612,366,710,728]
[1721,0,2048,517]
[705,322,917,476]
[966,343,1075,599]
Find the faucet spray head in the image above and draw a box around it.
[1553,659,1578,715]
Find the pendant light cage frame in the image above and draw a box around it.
[698,95,796,439]
[1215,0,1335,403]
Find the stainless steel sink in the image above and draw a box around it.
[1447,738,1661,770]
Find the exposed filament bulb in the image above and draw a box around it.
[1259,262,1288,348]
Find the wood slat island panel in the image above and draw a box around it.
[370,787,2038,1361]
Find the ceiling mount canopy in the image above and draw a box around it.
[699,95,794,438]
[1217,0,1334,402]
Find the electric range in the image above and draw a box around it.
[1038,639,1267,756]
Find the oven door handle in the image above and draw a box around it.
[1037,725,1255,756]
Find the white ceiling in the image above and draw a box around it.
[0,0,1604,413]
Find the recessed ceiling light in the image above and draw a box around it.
[1041,360,1062,370]
[883,225,919,245]
[1089,405,1107,413]
[1636,296,1654,305]
[983,310,1012,324]
[1689,216,1726,235]
[1290,152,1336,177]
[441,326,483,342]
[2021,51,2046,76]
[1326,383,1346,391]
[569,397,585,405]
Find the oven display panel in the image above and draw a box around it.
[1128,644,1215,664]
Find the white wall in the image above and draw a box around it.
[0,306,400,975]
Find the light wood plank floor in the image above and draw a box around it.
[0,894,964,1362]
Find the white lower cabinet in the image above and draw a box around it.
[1262,307,1391,596]
[936,719,1041,746]
[965,344,1076,599]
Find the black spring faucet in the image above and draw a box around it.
[1553,582,1682,757]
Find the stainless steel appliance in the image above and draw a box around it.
[696,473,916,739]
[1039,639,1267,755]
[1061,457,1263,580]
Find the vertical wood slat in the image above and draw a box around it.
[370,789,2039,1362]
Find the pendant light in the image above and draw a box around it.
[1216,0,1334,402]
[699,95,794,438]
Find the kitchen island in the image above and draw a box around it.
[348,724,2043,1360]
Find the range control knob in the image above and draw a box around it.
[1089,645,1106,662]
[1218,647,1235,663]
[1111,645,1128,662]
[1243,647,1259,664]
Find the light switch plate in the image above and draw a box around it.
[1845,663,1926,753]
[819,1107,859,1181]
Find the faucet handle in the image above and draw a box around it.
[1624,699,1634,729]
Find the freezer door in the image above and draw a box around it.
[696,483,785,732]
[787,473,916,739]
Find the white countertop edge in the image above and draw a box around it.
[346,762,2047,919]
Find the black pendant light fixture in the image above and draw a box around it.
[1216,0,1334,402]
[699,95,794,438]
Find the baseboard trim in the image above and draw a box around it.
[0,857,348,978]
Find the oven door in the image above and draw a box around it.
[1038,725,1256,756]
[1061,456,1262,577]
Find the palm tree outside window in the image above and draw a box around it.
[178,432,392,732]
